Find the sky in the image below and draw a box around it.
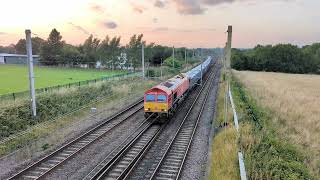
[0,0,319,48]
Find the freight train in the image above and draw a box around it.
[144,57,212,120]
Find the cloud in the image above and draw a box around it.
[201,0,235,5]
[153,18,158,23]
[172,0,289,15]
[0,32,8,35]
[90,4,105,13]
[173,0,206,15]
[130,2,146,14]
[140,26,216,32]
[68,22,90,35]
[154,0,166,8]
[104,21,118,29]
[153,27,169,32]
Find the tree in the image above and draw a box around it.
[15,37,44,54]
[108,36,121,69]
[126,34,145,70]
[79,35,100,67]
[302,43,320,73]
[98,35,111,66]
[0,44,15,53]
[61,44,81,66]
[231,43,320,74]
[40,28,64,65]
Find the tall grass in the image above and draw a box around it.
[210,127,239,180]
[233,70,320,177]
[209,71,239,180]
[231,75,315,179]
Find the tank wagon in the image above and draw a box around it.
[144,57,213,120]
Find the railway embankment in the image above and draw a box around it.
[209,70,316,179]
[0,77,157,179]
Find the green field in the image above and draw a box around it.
[0,65,127,95]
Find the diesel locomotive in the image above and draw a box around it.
[144,57,212,119]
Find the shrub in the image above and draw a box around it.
[0,83,112,139]
[164,56,182,68]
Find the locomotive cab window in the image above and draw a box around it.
[157,95,167,102]
[146,94,155,102]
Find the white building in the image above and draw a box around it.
[0,53,40,64]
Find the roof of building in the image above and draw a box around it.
[0,53,40,58]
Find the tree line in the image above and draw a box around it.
[231,43,320,74]
[2,28,201,70]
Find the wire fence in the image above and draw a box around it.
[228,85,247,180]
[0,72,142,102]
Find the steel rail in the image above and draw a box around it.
[86,116,160,180]
[149,62,218,180]
[175,64,217,179]
[83,115,155,180]
[8,98,144,180]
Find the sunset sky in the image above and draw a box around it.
[0,0,319,48]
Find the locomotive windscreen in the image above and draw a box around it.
[157,95,167,102]
[146,94,155,102]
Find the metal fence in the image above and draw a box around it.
[0,72,141,102]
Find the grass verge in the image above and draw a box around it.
[209,70,239,180]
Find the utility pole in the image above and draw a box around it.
[172,46,175,69]
[226,25,232,70]
[185,48,187,64]
[193,49,195,60]
[224,25,233,130]
[142,44,145,79]
[160,58,163,79]
[25,30,36,117]
[200,48,203,85]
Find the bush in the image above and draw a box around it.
[0,83,112,139]
[231,43,320,74]
[164,56,182,69]
[146,69,156,77]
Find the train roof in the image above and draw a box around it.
[185,57,212,78]
[145,74,187,95]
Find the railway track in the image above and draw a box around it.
[84,116,162,180]
[86,62,218,180]
[8,99,144,180]
[148,62,217,180]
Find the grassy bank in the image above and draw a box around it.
[0,77,157,156]
[231,73,315,179]
[210,70,317,179]
[209,71,239,180]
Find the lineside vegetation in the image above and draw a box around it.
[0,77,158,156]
[233,70,320,178]
[231,72,316,179]
[209,71,239,180]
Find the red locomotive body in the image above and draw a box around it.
[144,73,189,119]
